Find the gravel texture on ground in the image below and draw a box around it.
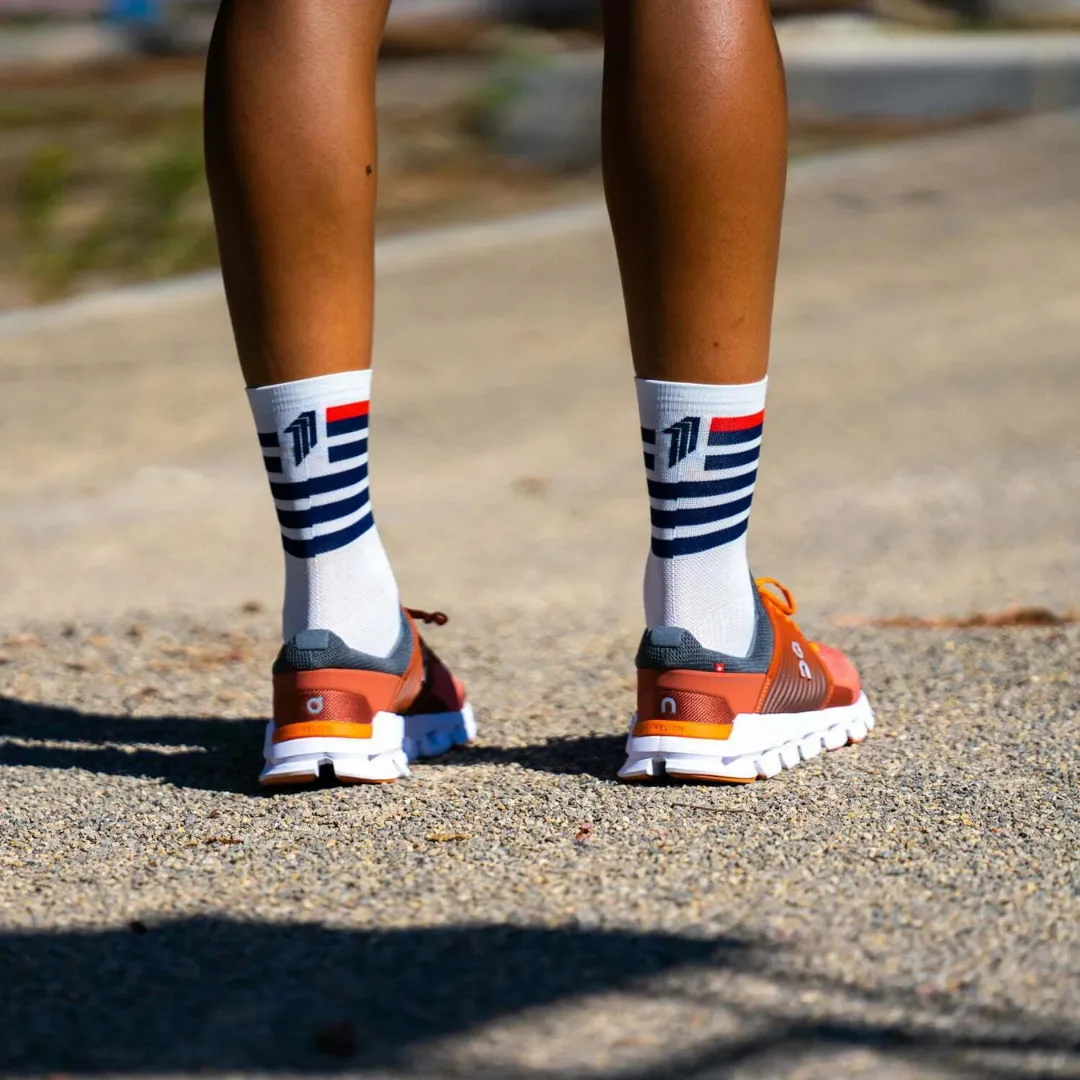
[1,616,1078,1078]
[1,114,1078,1078]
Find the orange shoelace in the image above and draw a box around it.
[755,577,798,617]
[755,577,823,652]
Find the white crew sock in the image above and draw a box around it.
[247,369,401,656]
[636,376,768,657]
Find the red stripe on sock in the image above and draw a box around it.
[709,410,764,433]
[326,400,370,422]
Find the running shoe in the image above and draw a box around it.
[260,608,475,786]
[620,578,873,783]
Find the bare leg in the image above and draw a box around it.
[204,0,391,388]
[203,0,478,788]
[603,1,789,658]
[601,0,788,384]
[605,4,874,787]
[203,0,402,661]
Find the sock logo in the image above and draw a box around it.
[284,410,318,466]
[663,416,701,468]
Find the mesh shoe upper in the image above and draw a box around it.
[273,610,414,676]
[634,578,859,728]
[635,586,773,674]
[270,609,463,740]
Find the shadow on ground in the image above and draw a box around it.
[0,696,630,791]
[451,733,626,780]
[0,696,265,794]
[0,919,1076,1077]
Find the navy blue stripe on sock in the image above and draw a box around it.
[281,511,375,558]
[707,423,762,447]
[703,446,760,472]
[641,427,656,445]
[276,488,369,530]
[327,437,367,464]
[650,493,753,530]
[258,431,279,448]
[647,469,757,501]
[327,414,368,438]
[643,452,655,471]
[269,462,367,501]
[263,455,283,474]
[651,517,749,558]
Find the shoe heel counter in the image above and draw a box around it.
[633,669,764,740]
[272,669,401,742]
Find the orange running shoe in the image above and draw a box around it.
[260,608,474,786]
[619,579,872,783]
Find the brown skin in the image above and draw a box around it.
[601,0,788,384]
[205,0,787,389]
[204,0,390,388]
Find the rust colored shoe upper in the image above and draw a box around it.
[634,579,861,739]
[271,608,459,743]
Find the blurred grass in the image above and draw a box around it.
[14,136,215,300]
[467,30,558,128]
[0,55,605,308]
[1,64,218,303]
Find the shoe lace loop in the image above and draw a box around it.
[407,607,449,626]
[755,577,798,617]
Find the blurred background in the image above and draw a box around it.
[1,0,1078,626]
[1,6,1079,1076]
[5,0,1080,308]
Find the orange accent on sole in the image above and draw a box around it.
[272,720,374,742]
[615,770,758,785]
[665,772,758,785]
[828,733,865,750]
[258,769,399,787]
[633,719,734,740]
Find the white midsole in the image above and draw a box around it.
[619,692,874,782]
[259,703,476,784]
[263,710,403,764]
[625,693,873,761]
